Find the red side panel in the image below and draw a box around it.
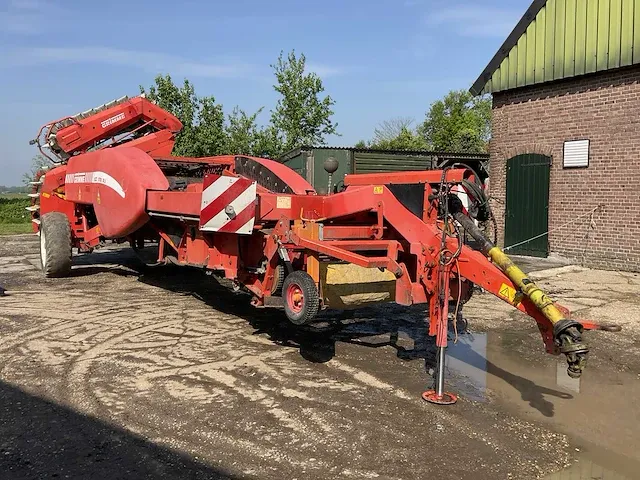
[124,129,177,157]
[38,165,75,232]
[65,147,169,238]
[343,169,471,186]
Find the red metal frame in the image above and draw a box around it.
[344,169,473,186]
[34,96,183,162]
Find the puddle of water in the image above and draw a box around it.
[544,457,632,479]
[445,333,488,402]
[325,311,639,478]
[445,331,640,479]
[542,437,638,479]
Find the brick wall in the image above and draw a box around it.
[490,64,640,272]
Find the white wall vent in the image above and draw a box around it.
[563,139,589,168]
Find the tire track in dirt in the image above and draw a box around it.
[0,240,575,479]
[47,288,416,472]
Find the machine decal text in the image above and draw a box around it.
[100,113,125,129]
[65,171,126,198]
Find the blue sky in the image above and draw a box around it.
[0,0,531,186]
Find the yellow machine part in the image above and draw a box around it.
[320,263,396,310]
[487,247,565,325]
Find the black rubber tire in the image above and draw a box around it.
[39,212,72,278]
[282,271,319,326]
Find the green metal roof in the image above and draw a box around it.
[470,0,640,95]
[278,146,489,163]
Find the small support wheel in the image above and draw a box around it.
[282,271,319,325]
[39,212,72,278]
[270,263,285,295]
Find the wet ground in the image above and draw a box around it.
[0,234,639,479]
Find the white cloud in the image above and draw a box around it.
[306,62,345,78]
[10,0,46,9]
[425,5,521,38]
[0,0,58,34]
[0,11,41,33]
[2,46,255,78]
[1,46,347,80]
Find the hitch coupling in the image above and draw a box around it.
[554,319,589,378]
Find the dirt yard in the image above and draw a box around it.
[1,234,639,479]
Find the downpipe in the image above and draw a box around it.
[453,211,589,378]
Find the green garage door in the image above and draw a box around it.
[504,154,551,257]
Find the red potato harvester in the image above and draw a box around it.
[27,95,619,404]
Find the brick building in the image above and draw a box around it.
[471,0,640,272]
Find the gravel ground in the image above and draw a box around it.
[1,234,639,479]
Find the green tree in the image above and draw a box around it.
[140,75,226,157]
[225,107,284,158]
[270,50,338,152]
[372,117,416,145]
[194,96,226,156]
[419,90,491,152]
[370,126,429,150]
[22,154,51,185]
[253,126,285,159]
[225,106,262,155]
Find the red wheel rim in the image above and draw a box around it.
[286,283,304,313]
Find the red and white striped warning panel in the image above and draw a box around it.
[199,175,257,235]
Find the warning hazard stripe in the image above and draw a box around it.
[200,175,257,235]
[200,178,250,223]
[217,203,256,233]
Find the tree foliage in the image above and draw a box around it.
[22,154,51,185]
[140,75,226,157]
[370,127,429,150]
[135,50,338,161]
[225,106,262,155]
[225,107,284,159]
[361,117,429,150]
[372,117,416,145]
[0,185,28,194]
[270,50,338,152]
[419,89,491,153]
[252,126,285,159]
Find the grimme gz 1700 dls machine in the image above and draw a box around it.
[27,95,613,404]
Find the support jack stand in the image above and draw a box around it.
[422,346,458,405]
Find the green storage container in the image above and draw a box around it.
[278,146,488,194]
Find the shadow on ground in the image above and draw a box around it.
[130,258,571,417]
[0,380,241,479]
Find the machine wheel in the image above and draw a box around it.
[39,212,72,278]
[283,271,319,325]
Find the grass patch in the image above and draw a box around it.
[0,193,29,199]
[0,223,34,235]
[2,193,29,199]
[0,196,33,235]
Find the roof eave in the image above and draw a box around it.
[469,0,548,96]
